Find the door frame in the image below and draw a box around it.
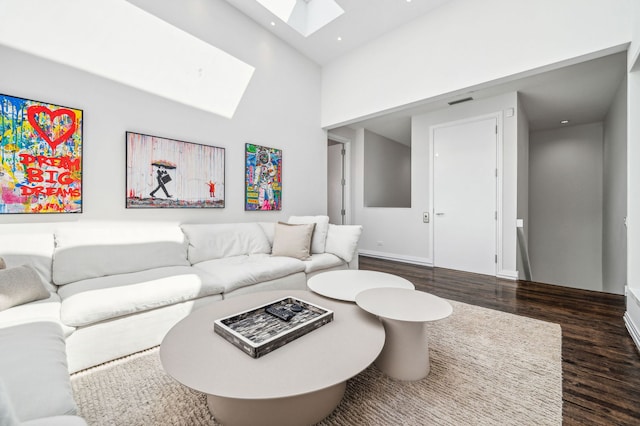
[327,132,352,225]
[429,112,504,276]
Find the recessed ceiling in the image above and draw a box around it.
[352,51,628,145]
[223,0,453,65]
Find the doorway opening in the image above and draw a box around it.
[327,133,351,225]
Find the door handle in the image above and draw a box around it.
[435,212,445,216]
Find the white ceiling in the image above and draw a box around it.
[224,0,628,145]
[223,0,453,65]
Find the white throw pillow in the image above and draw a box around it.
[324,224,363,263]
[271,222,315,260]
[0,265,50,312]
[288,215,329,254]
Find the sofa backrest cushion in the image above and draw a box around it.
[288,215,329,254]
[0,233,55,291]
[181,223,271,264]
[324,224,362,263]
[53,224,189,285]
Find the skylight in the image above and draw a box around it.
[256,0,344,37]
[0,0,255,119]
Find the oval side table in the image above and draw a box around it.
[355,287,453,381]
[308,270,414,302]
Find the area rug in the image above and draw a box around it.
[71,300,562,425]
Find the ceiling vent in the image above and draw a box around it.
[448,97,474,106]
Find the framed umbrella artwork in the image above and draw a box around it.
[126,132,225,208]
[0,93,83,214]
[245,143,281,211]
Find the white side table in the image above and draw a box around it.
[355,288,453,381]
[307,270,414,302]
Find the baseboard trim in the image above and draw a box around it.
[497,270,519,280]
[358,250,433,267]
[624,312,640,354]
[360,251,519,280]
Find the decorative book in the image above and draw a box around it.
[213,296,333,358]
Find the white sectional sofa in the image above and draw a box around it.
[0,217,362,425]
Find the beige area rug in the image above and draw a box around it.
[71,300,562,425]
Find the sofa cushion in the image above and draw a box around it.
[0,233,55,291]
[0,378,19,426]
[53,224,189,285]
[271,222,315,260]
[181,223,271,264]
[0,322,77,421]
[21,416,88,426]
[324,224,363,262]
[57,266,225,327]
[0,265,50,312]
[0,293,71,335]
[302,253,345,274]
[193,254,305,294]
[288,215,330,254]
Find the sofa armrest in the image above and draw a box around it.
[0,322,78,422]
[347,254,359,270]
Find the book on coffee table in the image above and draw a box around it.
[213,296,333,358]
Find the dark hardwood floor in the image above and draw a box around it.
[359,256,640,426]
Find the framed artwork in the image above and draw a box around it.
[126,132,225,208]
[245,143,281,211]
[0,93,83,214]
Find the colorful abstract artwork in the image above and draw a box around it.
[0,94,83,214]
[126,132,225,208]
[245,143,281,211]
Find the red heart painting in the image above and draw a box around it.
[27,105,77,152]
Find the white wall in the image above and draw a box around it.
[626,46,640,347]
[0,0,325,225]
[353,92,519,277]
[603,77,627,295]
[516,95,530,279]
[529,123,604,292]
[321,0,631,128]
[363,130,411,208]
[629,0,640,70]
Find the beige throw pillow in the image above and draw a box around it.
[0,265,50,311]
[288,215,330,254]
[0,257,5,270]
[271,222,315,260]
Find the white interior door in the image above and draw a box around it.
[433,117,497,276]
[327,142,345,224]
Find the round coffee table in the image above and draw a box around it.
[355,288,453,381]
[307,270,414,302]
[160,290,385,426]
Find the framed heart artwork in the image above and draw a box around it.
[0,93,83,214]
